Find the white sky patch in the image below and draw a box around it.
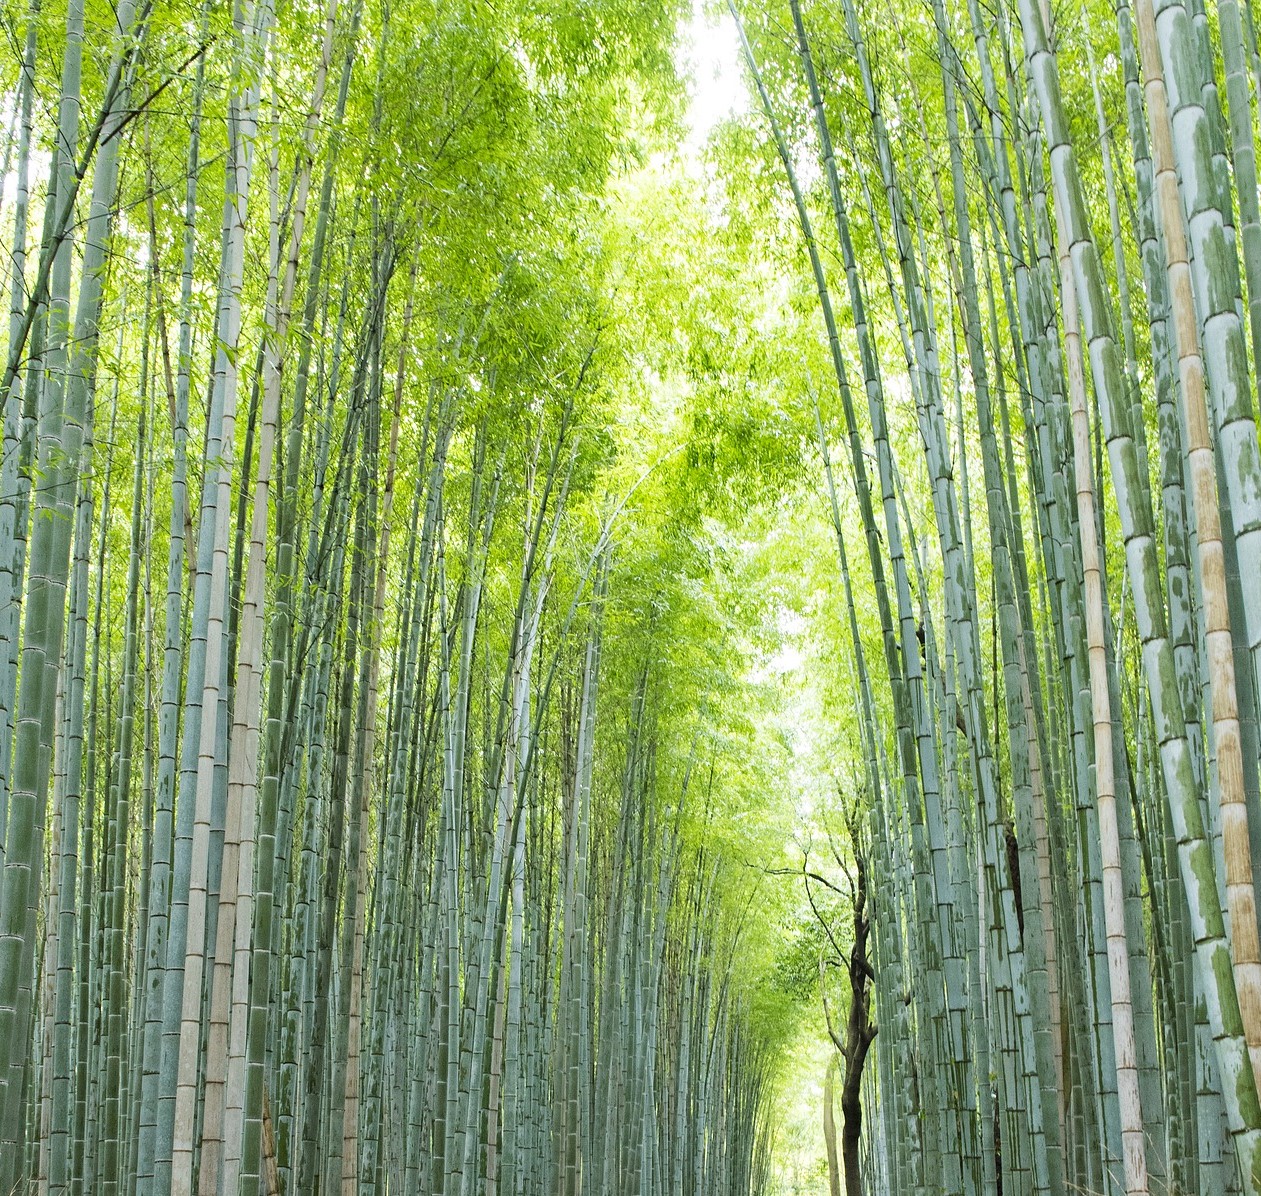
[768,640,803,674]
[748,604,807,685]
[767,605,806,675]
[678,1,748,152]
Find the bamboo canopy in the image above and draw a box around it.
[5,0,1261,1192]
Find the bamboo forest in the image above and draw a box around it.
[14,0,1261,1190]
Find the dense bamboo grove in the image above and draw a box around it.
[0,0,789,1192]
[728,0,1261,1190]
[11,0,1261,1190]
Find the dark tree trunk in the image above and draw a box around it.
[840,838,875,1196]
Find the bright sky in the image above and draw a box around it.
[678,1,748,151]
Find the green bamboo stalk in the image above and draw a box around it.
[1018,0,1261,1183]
